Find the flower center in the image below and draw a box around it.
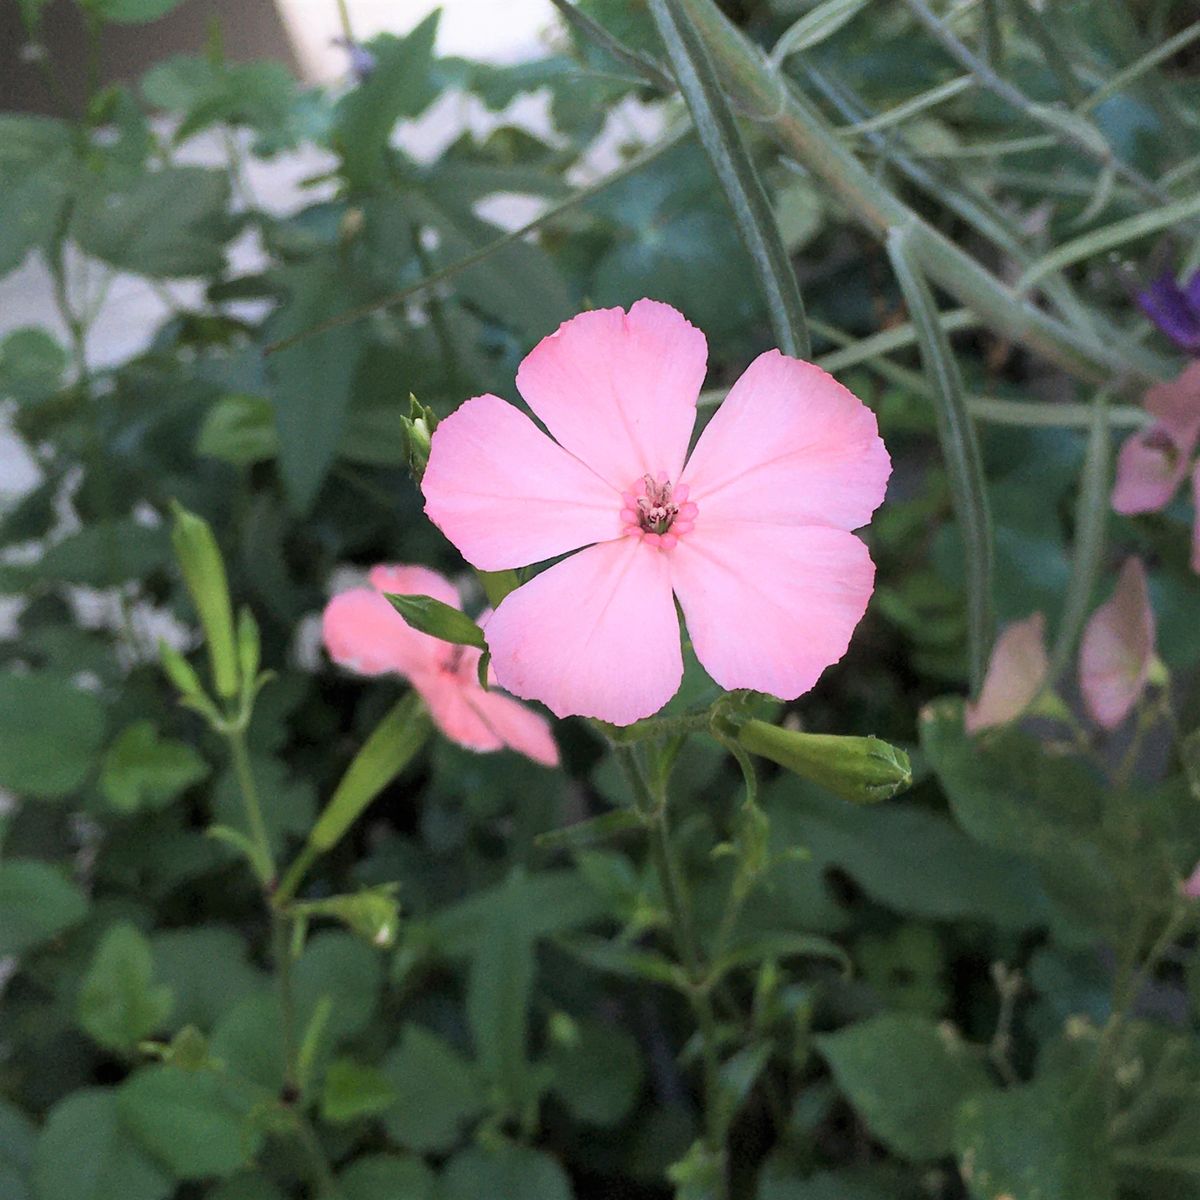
[620,473,699,550]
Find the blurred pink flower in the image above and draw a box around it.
[1112,363,1200,517]
[322,564,559,767]
[421,300,891,725]
[1079,557,1157,731]
[1182,861,1200,899]
[964,613,1049,734]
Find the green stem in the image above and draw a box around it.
[227,728,275,885]
[677,0,1173,387]
[614,744,728,1198]
[271,912,300,1093]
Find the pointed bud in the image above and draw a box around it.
[401,394,437,482]
[384,592,486,650]
[169,502,239,700]
[236,606,261,690]
[736,720,912,805]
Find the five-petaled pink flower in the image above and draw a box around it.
[323,564,559,766]
[420,300,891,725]
[1112,363,1200,573]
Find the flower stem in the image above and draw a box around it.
[227,727,275,886]
[614,744,729,1198]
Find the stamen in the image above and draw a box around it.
[623,473,698,549]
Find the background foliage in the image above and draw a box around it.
[2,0,1200,1198]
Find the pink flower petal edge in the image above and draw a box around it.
[322,564,558,766]
[964,613,1050,734]
[1181,861,1200,899]
[1079,557,1156,731]
[422,299,891,725]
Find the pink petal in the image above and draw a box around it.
[1192,462,1200,575]
[964,613,1049,734]
[1111,423,1192,514]
[515,299,706,490]
[669,523,875,698]
[368,564,461,610]
[485,539,683,724]
[463,688,560,767]
[422,394,623,571]
[1145,360,1200,447]
[1079,557,1156,730]
[1115,364,1200,515]
[414,669,505,754]
[322,588,440,678]
[679,351,890,533]
[1182,861,1200,899]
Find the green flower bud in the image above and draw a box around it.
[736,719,912,805]
[169,502,238,701]
[401,394,437,482]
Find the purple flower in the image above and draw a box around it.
[1137,269,1200,355]
[332,37,377,82]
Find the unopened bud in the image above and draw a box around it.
[401,394,436,482]
[169,502,239,700]
[736,720,912,805]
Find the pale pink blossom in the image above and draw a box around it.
[1182,861,1200,899]
[322,564,558,767]
[421,300,890,725]
[1112,363,1200,516]
[1079,557,1157,731]
[964,613,1049,734]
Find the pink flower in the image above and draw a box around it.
[420,300,890,725]
[964,613,1049,734]
[1079,557,1157,731]
[1112,363,1200,516]
[322,564,559,767]
[1182,861,1200,899]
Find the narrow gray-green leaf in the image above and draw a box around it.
[648,0,809,358]
[887,225,994,691]
[1050,394,1111,680]
[771,0,871,63]
[548,0,674,92]
[1017,191,1200,293]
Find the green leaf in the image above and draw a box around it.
[293,931,384,1045]
[712,931,850,981]
[648,0,810,357]
[0,327,66,404]
[100,722,209,814]
[0,859,87,956]
[309,693,431,853]
[0,673,106,798]
[321,1059,398,1124]
[817,1013,991,1161]
[440,1143,573,1200]
[547,1017,644,1126]
[534,808,643,850]
[334,15,440,189]
[761,775,1046,929]
[0,115,73,278]
[39,519,171,587]
[117,1066,261,1180]
[467,870,537,1114]
[0,1099,36,1200]
[772,0,871,61]
[920,699,1131,939]
[956,1075,1114,1199]
[385,592,487,650]
[78,922,174,1052]
[34,1090,170,1200]
[73,166,231,278]
[196,394,278,466]
[338,1154,437,1200]
[264,259,368,513]
[887,225,994,690]
[381,1025,486,1152]
[87,0,187,23]
[557,934,686,988]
